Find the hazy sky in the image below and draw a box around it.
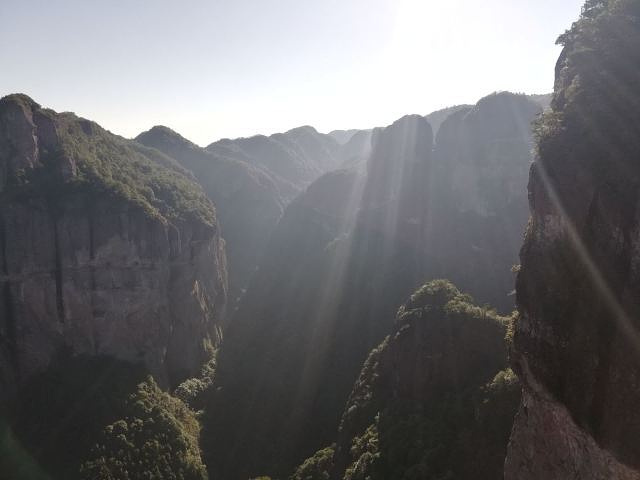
[1,0,585,145]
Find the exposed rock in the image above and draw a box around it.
[0,95,227,401]
[432,92,541,310]
[507,2,640,478]
[505,364,640,480]
[136,126,283,306]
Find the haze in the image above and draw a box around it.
[0,0,584,145]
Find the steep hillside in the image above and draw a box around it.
[0,95,227,401]
[2,355,207,480]
[201,166,365,479]
[506,1,640,478]
[328,129,361,145]
[424,104,471,135]
[136,126,283,304]
[432,92,541,309]
[291,280,518,480]
[201,92,540,479]
[206,125,342,200]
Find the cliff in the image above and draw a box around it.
[506,1,640,478]
[432,92,540,310]
[136,126,283,306]
[0,95,227,401]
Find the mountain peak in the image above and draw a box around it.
[135,125,197,150]
[0,93,40,110]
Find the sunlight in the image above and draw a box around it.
[533,159,640,355]
[2,1,639,479]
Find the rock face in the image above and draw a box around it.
[0,95,227,401]
[136,126,283,306]
[506,2,640,479]
[202,92,540,479]
[432,92,541,310]
[290,281,518,480]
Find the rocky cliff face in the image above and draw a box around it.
[136,126,283,306]
[202,93,540,479]
[506,2,640,479]
[0,95,227,401]
[432,92,541,311]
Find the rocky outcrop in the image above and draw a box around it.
[136,126,283,306]
[292,280,518,480]
[506,2,640,479]
[0,95,227,401]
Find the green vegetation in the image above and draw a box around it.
[295,280,519,480]
[80,378,207,480]
[174,356,217,410]
[9,355,148,479]
[290,445,335,480]
[343,425,378,480]
[56,115,215,225]
[2,96,215,227]
[5,355,207,480]
[535,0,640,172]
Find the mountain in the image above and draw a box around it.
[430,92,541,309]
[200,166,365,479]
[336,129,377,170]
[328,129,362,145]
[135,126,284,305]
[506,2,640,479]
[206,125,343,201]
[424,104,472,135]
[292,280,518,480]
[0,94,228,400]
[0,94,228,479]
[201,92,541,479]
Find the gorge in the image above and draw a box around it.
[1,1,640,479]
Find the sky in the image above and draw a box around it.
[1,0,585,146]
